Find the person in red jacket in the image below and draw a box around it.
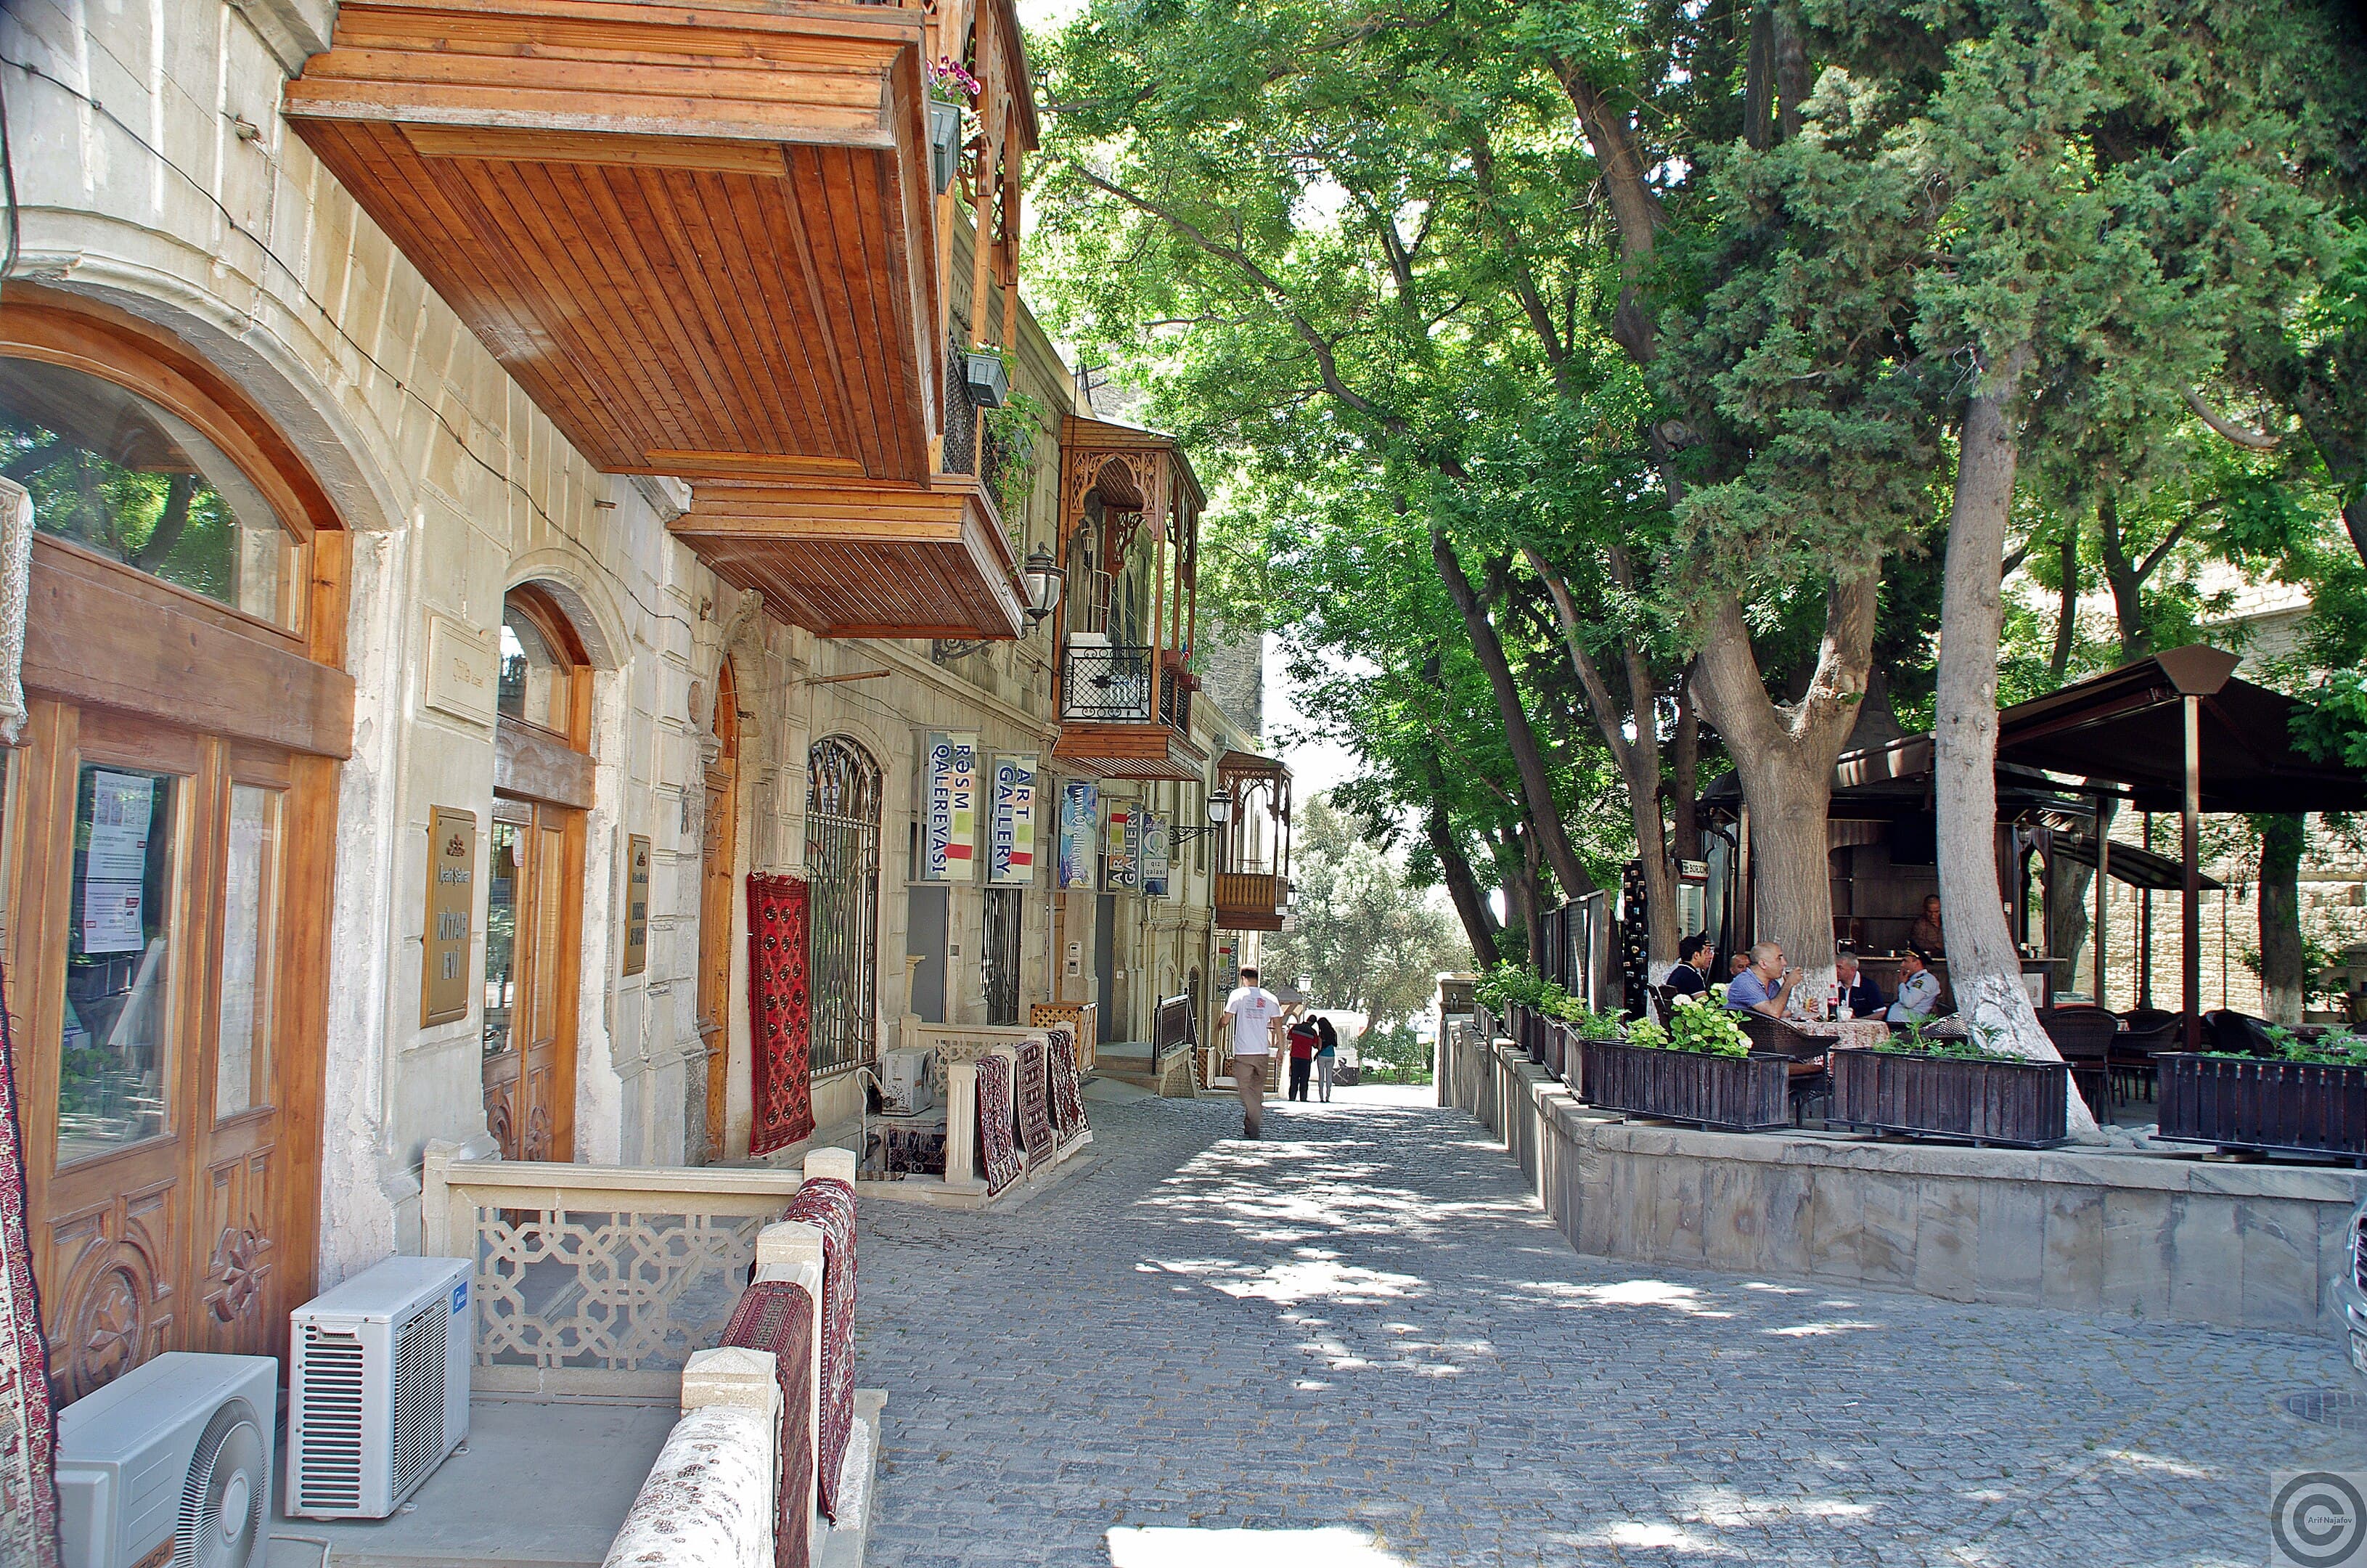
[1285,1013,1320,1101]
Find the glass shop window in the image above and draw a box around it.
[496,593,581,738]
[0,355,303,631]
[59,763,181,1165]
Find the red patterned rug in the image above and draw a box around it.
[975,1053,1023,1196]
[782,1178,855,1522]
[0,958,60,1568]
[721,1280,816,1568]
[1016,1037,1055,1166]
[749,874,814,1156]
[1044,1025,1088,1145]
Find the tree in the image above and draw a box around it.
[1264,793,1472,1029]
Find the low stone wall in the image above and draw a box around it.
[1439,1026,2367,1339]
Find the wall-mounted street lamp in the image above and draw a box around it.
[1169,791,1232,846]
[1023,540,1066,625]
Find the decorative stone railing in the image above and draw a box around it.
[602,1149,854,1568]
[421,1145,812,1399]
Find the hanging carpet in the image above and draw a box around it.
[1044,1024,1088,1145]
[1015,1037,1055,1167]
[720,1280,817,1568]
[975,1053,1024,1197]
[0,957,60,1568]
[749,873,815,1156]
[781,1177,856,1522]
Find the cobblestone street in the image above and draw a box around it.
[859,1084,2365,1567]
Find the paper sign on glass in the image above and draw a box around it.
[1141,811,1170,897]
[85,769,155,881]
[80,881,144,954]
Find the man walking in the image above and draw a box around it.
[1217,966,1283,1138]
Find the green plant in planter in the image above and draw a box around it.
[2205,1024,2367,1068]
[1476,962,1553,1013]
[980,383,1046,517]
[1873,1016,2024,1064]
[1629,992,1749,1058]
[1554,1000,1627,1040]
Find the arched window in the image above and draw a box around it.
[807,736,882,1076]
[497,584,591,743]
[0,354,306,631]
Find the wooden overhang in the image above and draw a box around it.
[1050,721,1209,783]
[284,0,1035,637]
[671,474,1023,638]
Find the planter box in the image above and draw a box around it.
[1539,1018,1566,1079]
[2157,1053,2367,1162]
[1829,1048,2069,1148]
[1580,1037,1791,1132]
[928,100,962,192]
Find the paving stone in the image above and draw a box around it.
[857,1085,2363,1567]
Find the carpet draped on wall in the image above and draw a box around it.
[0,957,62,1568]
[1044,1024,1088,1146]
[781,1177,855,1522]
[748,873,815,1156]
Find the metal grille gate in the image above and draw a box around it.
[983,887,1022,1024]
[807,737,882,1077]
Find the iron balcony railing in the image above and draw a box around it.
[1062,642,1155,722]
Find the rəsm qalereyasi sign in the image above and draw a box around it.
[922,731,979,881]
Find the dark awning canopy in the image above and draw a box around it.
[1995,645,2367,814]
[2048,832,2225,893]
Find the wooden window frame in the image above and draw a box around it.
[499,583,594,754]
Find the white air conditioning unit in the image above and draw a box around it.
[55,1351,278,1568]
[285,1254,473,1520]
[878,1046,937,1116]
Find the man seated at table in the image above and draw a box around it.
[1726,942,1803,1018]
[1835,949,1884,1018]
[1667,933,1716,997]
[1887,945,1943,1023]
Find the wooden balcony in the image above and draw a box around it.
[670,473,1022,638]
[1214,872,1287,933]
[285,0,1039,639]
[1050,646,1208,780]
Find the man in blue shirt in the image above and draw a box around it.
[1835,950,1886,1018]
[1727,942,1803,1018]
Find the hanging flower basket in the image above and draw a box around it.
[963,347,1010,408]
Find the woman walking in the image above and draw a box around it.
[1285,1013,1320,1101]
[1313,1016,1340,1102]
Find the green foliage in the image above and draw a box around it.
[1357,1023,1435,1085]
[1264,793,1471,1029]
[1873,1016,2024,1064]
[981,383,1049,520]
[2205,1026,2367,1069]
[1624,992,1750,1058]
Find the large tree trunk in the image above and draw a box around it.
[1426,799,1502,966]
[1688,579,1881,984]
[1524,547,1678,972]
[1432,529,1598,903]
[1668,678,1701,864]
[2259,813,2307,1026]
[1932,348,2100,1138]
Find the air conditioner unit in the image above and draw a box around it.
[285,1254,473,1520]
[877,1046,937,1116]
[55,1351,278,1568]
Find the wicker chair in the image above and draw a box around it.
[2037,1007,2119,1118]
[1737,1011,1831,1125]
[2204,1008,2281,1056]
[2109,1013,2182,1103]
[1648,983,1680,1022]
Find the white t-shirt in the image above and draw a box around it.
[1223,986,1281,1055]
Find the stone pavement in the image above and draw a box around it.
[857,1084,2366,1567]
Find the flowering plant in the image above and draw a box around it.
[928,56,981,106]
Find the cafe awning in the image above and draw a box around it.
[1995,644,2367,814]
[2048,833,2224,893]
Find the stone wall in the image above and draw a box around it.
[1439,1027,2367,1339]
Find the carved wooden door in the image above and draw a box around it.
[481,797,582,1164]
[696,661,739,1160]
[9,701,316,1400]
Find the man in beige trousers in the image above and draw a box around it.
[1217,966,1283,1138]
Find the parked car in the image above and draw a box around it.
[2342,1195,2367,1376]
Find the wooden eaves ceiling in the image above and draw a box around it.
[285,0,1026,638]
